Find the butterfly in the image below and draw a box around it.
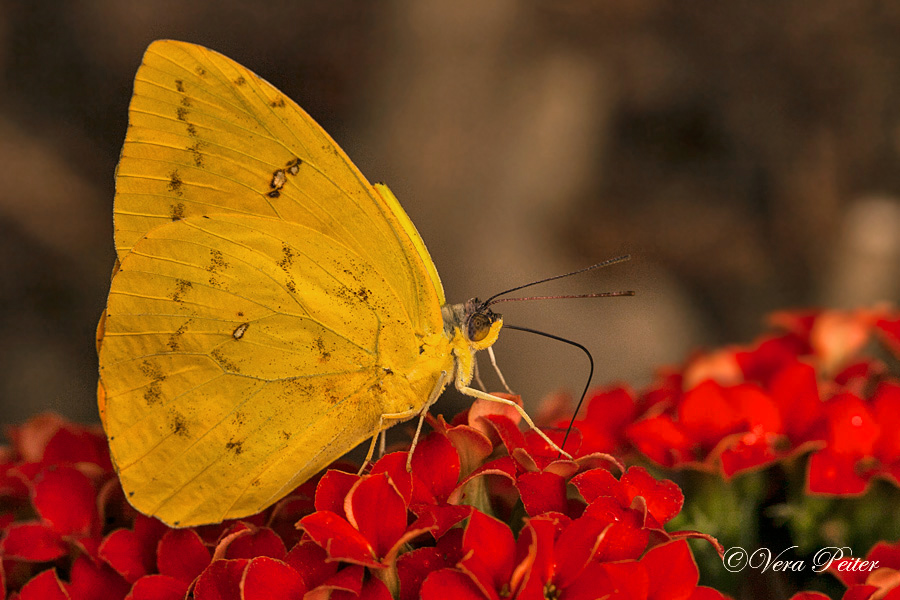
[97,40,567,527]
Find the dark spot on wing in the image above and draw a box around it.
[281,430,291,441]
[143,380,162,405]
[207,249,227,287]
[181,96,192,108]
[187,124,198,137]
[419,345,425,355]
[210,348,240,373]
[237,311,244,317]
[174,79,185,92]
[285,280,296,294]
[270,97,286,108]
[176,107,189,121]
[234,76,246,86]
[167,321,189,351]
[285,158,302,176]
[138,361,166,406]
[167,170,184,196]
[383,367,393,375]
[170,411,189,437]
[232,323,249,340]
[226,440,243,455]
[270,169,286,190]
[170,279,192,303]
[314,336,331,363]
[188,142,204,168]
[233,412,246,426]
[267,190,280,198]
[277,243,294,270]
[196,66,206,77]
[170,202,185,221]
[355,287,370,303]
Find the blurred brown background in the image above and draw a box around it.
[2,1,900,426]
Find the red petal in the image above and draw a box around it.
[240,556,306,600]
[66,554,131,600]
[600,561,650,598]
[736,333,809,385]
[689,587,731,600]
[193,559,248,600]
[224,526,285,560]
[397,547,452,600]
[297,510,378,567]
[570,468,628,505]
[481,414,528,458]
[420,569,486,600]
[516,471,567,516]
[284,539,336,590]
[126,575,189,600]
[0,522,67,561]
[621,466,684,526]
[876,316,900,358]
[841,586,883,600]
[770,361,823,442]
[825,393,879,456]
[359,576,393,600]
[314,470,360,517]
[43,426,112,471]
[731,384,783,433]
[866,540,900,568]
[157,528,211,583]
[552,516,606,588]
[572,387,638,455]
[459,510,515,596]
[562,560,638,600]
[32,465,96,536]
[678,381,742,450]
[410,433,461,503]
[370,452,413,505]
[409,503,472,539]
[17,569,70,600]
[345,473,408,561]
[787,594,832,600]
[874,382,900,464]
[626,415,694,467]
[313,564,364,595]
[584,500,649,561]
[719,434,780,477]
[100,529,154,583]
[808,449,870,495]
[641,539,699,600]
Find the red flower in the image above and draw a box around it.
[298,470,433,569]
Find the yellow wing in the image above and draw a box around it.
[113,40,444,317]
[99,40,452,526]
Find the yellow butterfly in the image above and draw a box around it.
[97,40,567,527]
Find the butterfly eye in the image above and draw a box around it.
[467,312,493,342]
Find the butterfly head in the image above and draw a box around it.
[464,299,503,350]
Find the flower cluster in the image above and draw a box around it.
[562,307,900,495]
[1,402,727,599]
[4,305,900,599]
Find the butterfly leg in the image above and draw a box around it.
[404,370,450,471]
[456,383,573,459]
[472,358,486,391]
[358,431,382,475]
[486,347,514,394]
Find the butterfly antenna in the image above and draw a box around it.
[503,325,593,456]
[482,255,631,307]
